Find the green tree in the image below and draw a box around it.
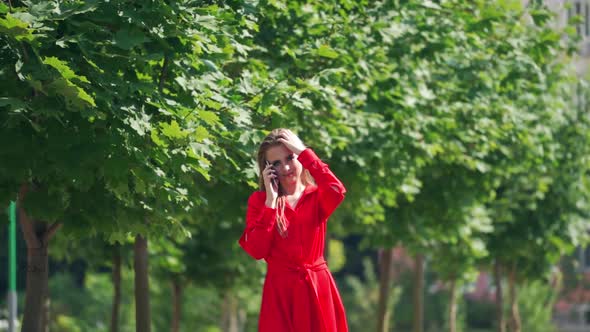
[485,79,590,332]
[0,1,256,330]
[316,2,581,332]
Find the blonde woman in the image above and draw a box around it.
[239,128,349,332]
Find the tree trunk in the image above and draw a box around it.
[134,235,151,332]
[237,307,247,332]
[41,290,50,332]
[171,278,182,332]
[448,278,458,332]
[18,185,61,332]
[221,291,239,332]
[494,260,505,332]
[508,265,521,332]
[377,248,395,332]
[111,245,122,332]
[22,245,49,332]
[412,254,425,332]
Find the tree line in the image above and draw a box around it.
[1,1,589,331]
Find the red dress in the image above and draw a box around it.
[239,148,349,332]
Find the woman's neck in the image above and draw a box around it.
[282,181,305,196]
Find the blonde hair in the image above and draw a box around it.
[256,128,314,237]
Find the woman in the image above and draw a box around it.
[239,128,349,332]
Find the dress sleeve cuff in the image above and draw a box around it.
[256,205,276,230]
[297,148,319,168]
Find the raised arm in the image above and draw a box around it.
[276,130,346,221]
[297,148,346,220]
[238,192,275,260]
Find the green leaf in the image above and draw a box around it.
[114,28,149,50]
[46,78,96,108]
[160,121,188,139]
[202,98,221,110]
[0,97,26,110]
[194,126,210,142]
[127,112,152,136]
[268,0,287,11]
[317,45,339,59]
[199,110,221,126]
[51,1,99,20]
[421,1,442,10]
[0,13,34,41]
[497,0,523,12]
[43,57,90,83]
[150,130,168,147]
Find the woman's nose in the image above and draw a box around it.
[281,164,291,173]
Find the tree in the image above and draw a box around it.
[317,2,581,332]
[0,1,256,330]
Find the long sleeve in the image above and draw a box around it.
[297,148,346,221]
[239,191,276,260]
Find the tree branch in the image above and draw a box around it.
[18,184,41,248]
[43,222,63,243]
[158,56,170,93]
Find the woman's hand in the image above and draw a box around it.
[263,161,278,208]
[277,129,306,155]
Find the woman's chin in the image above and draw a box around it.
[281,177,298,186]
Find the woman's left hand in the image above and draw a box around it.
[278,129,306,155]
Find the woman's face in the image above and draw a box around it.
[265,144,303,187]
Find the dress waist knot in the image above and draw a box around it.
[266,257,329,331]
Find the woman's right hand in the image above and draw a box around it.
[263,162,278,208]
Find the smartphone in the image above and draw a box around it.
[266,161,278,187]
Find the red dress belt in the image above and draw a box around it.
[267,257,329,332]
